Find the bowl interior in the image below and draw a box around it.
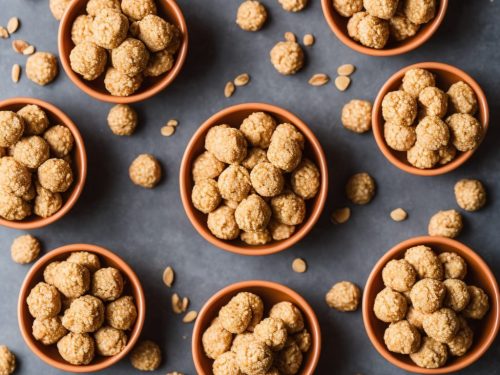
[192,281,321,375]
[363,237,499,374]
[18,244,145,373]
[180,104,328,255]
[59,0,188,103]
[372,62,489,176]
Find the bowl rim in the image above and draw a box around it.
[372,61,490,176]
[191,279,322,375]
[0,97,87,230]
[17,243,146,373]
[320,0,449,57]
[58,0,189,104]
[179,102,329,256]
[362,236,500,374]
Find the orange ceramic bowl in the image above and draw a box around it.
[363,236,500,374]
[179,103,329,256]
[192,280,321,375]
[59,0,188,104]
[372,62,489,176]
[18,243,146,373]
[0,97,87,230]
[321,0,448,56]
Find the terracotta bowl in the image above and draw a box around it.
[192,280,321,375]
[18,243,146,373]
[0,97,87,230]
[58,0,188,104]
[372,62,489,176]
[363,236,500,374]
[321,0,448,56]
[179,103,329,256]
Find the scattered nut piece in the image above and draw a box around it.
[224,81,235,98]
[22,45,35,55]
[308,74,330,86]
[183,310,197,323]
[162,266,174,287]
[182,297,189,312]
[335,76,351,91]
[11,64,21,83]
[292,258,307,273]
[284,31,296,42]
[234,73,250,86]
[171,293,183,314]
[167,119,179,127]
[12,39,29,54]
[331,207,351,224]
[161,125,176,137]
[390,208,408,222]
[337,64,356,76]
[303,33,314,46]
[7,17,19,34]
[0,26,8,39]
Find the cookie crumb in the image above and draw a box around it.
[331,207,351,224]
[303,33,315,46]
[390,208,407,222]
[292,258,307,273]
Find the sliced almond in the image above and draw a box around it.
[308,73,329,87]
[22,45,35,55]
[183,310,198,323]
[167,119,178,127]
[234,73,250,87]
[7,17,19,34]
[334,76,351,92]
[224,81,235,98]
[11,64,20,83]
[171,293,183,314]
[337,64,356,76]
[303,33,315,46]
[161,125,176,137]
[331,207,351,224]
[292,258,307,273]
[0,26,9,39]
[162,266,174,287]
[390,208,408,222]
[284,31,296,42]
[12,39,29,54]
[182,297,189,312]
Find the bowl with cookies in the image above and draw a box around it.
[0,97,87,230]
[18,243,146,373]
[363,236,499,373]
[192,280,321,375]
[59,0,188,103]
[179,102,329,256]
[372,62,489,176]
[322,0,448,56]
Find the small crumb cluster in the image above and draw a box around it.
[69,0,183,96]
[382,68,482,169]
[202,292,311,375]
[191,112,321,246]
[0,105,76,221]
[373,244,490,369]
[26,251,138,365]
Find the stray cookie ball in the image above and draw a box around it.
[358,14,389,49]
[448,317,473,357]
[44,125,75,158]
[423,308,459,343]
[404,245,443,279]
[106,295,138,330]
[462,286,489,320]
[207,206,240,240]
[389,12,420,41]
[291,159,320,200]
[236,340,273,374]
[49,0,71,20]
[94,326,127,356]
[240,112,276,148]
[382,90,418,127]
[270,41,304,75]
[418,87,448,118]
[0,157,32,198]
[202,319,233,359]
[254,317,288,350]
[129,154,161,188]
[192,151,226,183]
[410,278,445,314]
[70,42,107,81]
[407,144,439,169]
[66,251,101,273]
[446,113,482,152]
[278,0,308,12]
[403,0,436,25]
[438,143,457,165]
[325,281,361,312]
[92,267,124,301]
[384,122,416,151]
[0,111,24,147]
[374,287,407,323]
[409,337,447,369]
[438,252,467,280]
[38,158,73,193]
[121,0,157,20]
[205,125,248,164]
[236,1,268,31]
[107,104,138,136]
[364,0,398,19]
[269,301,304,333]
[218,165,251,202]
[192,179,221,214]
[104,67,143,97]
[341,99,372,133]
[428,209,463,238]
[137,15,176,52]
[53,261,90,298]
[242,148,268,170]
[402,68,436,98]
[11,234,41,264]
[268,219,295,241]
[346,172,375,205]
[276,340,303,374]
[86,0,121,15]
[58,333,95,365]
[347,11,368,41]
[406,306,426,330]
[13,136,50,169]
[270,191,306,226]
[333,0,363,17]
[384,320,421,354]
[71,15,94,45]
[250,162,284,197]
[0,190,32,221]
[144,50,174,77]
[240,230,272,245]
[454,179,486,212]
[212,351,240,375]
[26,52,59,86]
[92,8,128,49]
[32,316,68,345]
[34,182,63,218]
[17,105,49,136]
[62,295,104,333]
[111,38,149,76]
[382,259,417,292]
[415,116,449,151]
[447,81,478,115]
[27,282,61,319]
[443,279,470,312]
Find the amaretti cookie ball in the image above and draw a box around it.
[240,112,276,148]
[0,191,32,220]
[107,104,138,136]
[94,326,127,356]
[294,329,311,352]
[438,252,467,280]
[242,148,268,170]
[363,0,398,19]
[43,125,74,158]
[269,301,304,333]
[106,295,137,330]
[454,179,486,212]
[129,154,161,188]
[333,0,363,17]
[53,261,90,298]
[144,50,174,77]
[202,319,233,359]
[382,90,418,127]
[382,259,417,292]
[428,209,463,238]
[384,122,416,151]
[325,281,361,312]
[26,52,59,86]
[250,162,284,197]
[254,317,288,350]
[92,8,128,49]
[49,0,71,20]
[384,320,421,354]
[121,0,157,20]
[358,14,389,49]
[231,332,255,353]
[341,99,372,133]
[236,1,268,31]
[407,144,439,169]
[62,295,104,333]
[57,332,95,365]
[207,206,240,240]
[71,15,94,45]
[17,105,49,136]
[270,41,304,75]
[218,165,251,202]
[212,351,241,375]
[410,278,445,314]
[273,122,305,148]
[267,136,302,173]
[111,38,149,76]
[32,316,67,345]
[192,151,226,183]
[270,191,306,226]
[438,143,457,165]
[402,68,436,98]
[276,340,303,374]
[70,42,108,81]
[34,183,62,218]
[446,113,482,152]
[405,245,443,279]
[104,67,143,96]
[374,287,407,323]
[462,286,489,320]
[423,308,460,343]
[0,157,31,197]
[236,341,273,374]
[447,81,478,115]
[13,136,50,169]
[240,230,272,245]
[27,282,61,319]
[11,234,41,264]
[86,0,121,16]
[192,179,221,214]
[347,11,368,41]
[409,337,447,369]
[278,0,308,12]
[0,346,15,375]
[406,306,426,330]
[418,87,448,118]
[268,219,295,241]
[291,159,320,200]
[0,111,24,147]
[346,172,376,205]
[240,292,264,331]
[448,317,473,357]
[137,15,176,52]
[219,293,253,334]
[92,267,124,301]
[415,116,449,151]
[389,13,420,41]
[206,125,248,164]
[43,261,61,285]
[67,251,101,273]
[443,279,470,312]
[403,0,436,25]
[130,340,161,371]
[38,158,73,193]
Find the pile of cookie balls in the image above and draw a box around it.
[191,112,322,246]
[202,292,312,375]
[373,245,489,369]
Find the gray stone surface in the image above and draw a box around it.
[0,0,499,374]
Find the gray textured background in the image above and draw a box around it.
[0,0,499,374]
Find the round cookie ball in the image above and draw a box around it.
[403,0,436,25]
[219,293,253,334]
[231,332,255,353]
[32,316,67,345]
[268,219,295,241]
[333,0,363,17]
[447,81,478,115]
[62,295,104,333]
[364,0,398,19]
[192,151,226,183]
[13,136,50,169]
[276,340,303,375]
[443,279,470,312]
[43,125,74,158]
[272,122,305,149]
[104,67,143,97]
[410,278,445,314]
[384,320,421,354]
[267,136,302,173]
[438,251,467,280]
[52,261,90,298]
[250,162,284,197]
[341,99,372,133]
[66,251,101,273]
[358,14,389,49]
[17,105,49,136]
[347,11,368,41]
[242,147,268,170]
[325,281,361,312]
[129,154,161,188]
[43,261,61,285]
[389,12,420,41]
[27,282,61,319]
[86,0,120,15]
[384,121,416,151]
[91,267,124,301]
[94,326,127,356]
[346,172,375,205]
[240,230,272,245]
[192,179,221,214]
[278,0,308,12]
[462,286,489,320]
[207,205,240,240]
[269,301,304,333]
[415,116,449,151]
[236,1,268,31]
[71,15,94,45]
[418,86,448,118]
[406,306,426,330]
[0,190,32,221]
[438,143,457,165]
[236,340,273,375]
[423,308,460,343]
[404,245,443,279]
[373,287,407,323]
[70,41,107,81]
[382,259,417,292]
[121,0,157,20]
[402,68,436,98]
[205,125,248,164]
[130,340,161,371]
[107,104,138,136]
[294,329,311,352]
[202,319,233,359]
[137,15,176,52]
[407,144,439,169]
[239,292,264,331]
[26,52,58,86]
[270,191,306,226]
[144,50,174,77]
[446,113,482,152]
[34,182,62,218]
[92,8,128,49]
[0,111,24,147]
[254,317,288,351]
[448,317,473,357]
[38,158,73,193]
[270,41,304,75]
[239,112,276,148]
[428,209,463,238]
[0,346,15,375]
[212,351,241,375]
[57,333,95,365]
[106,295,137,330]
[111,38,149,76]
[382,90,418,127]
[409,337,447,369]
[11,234,41,264]
[218,165,251,202]
[49,0,71,20]
[454,179,486,212]
[291,159,320,200]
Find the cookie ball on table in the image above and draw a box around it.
[428,209,463,238]
[11,234,41,264]
[129,154,161,188]
[341,99,372,134]
[270,41,304,75]
[236,1,268,32]
[107,104,138,136]
[454,179,486,212]
[346,172,375,205]
[325,281,361,312]
[278,0,308,12]
[26,52,59,86]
